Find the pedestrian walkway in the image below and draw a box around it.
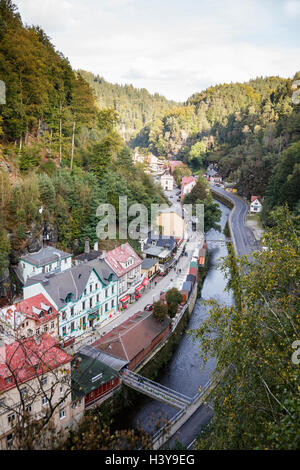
[122,370,192,409]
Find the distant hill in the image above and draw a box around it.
[131,74,300,218]
[78,70,178,141]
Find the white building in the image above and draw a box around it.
[18,246,72,284]
[181,176,197,199]
[250,196,263,213]
[160,174,174,191]
[22,258,119,343]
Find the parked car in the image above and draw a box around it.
[144,304,153,311]
[135,293,141,299]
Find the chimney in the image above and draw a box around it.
[93,241,99,252]
[84,237,90,254]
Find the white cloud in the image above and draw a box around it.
[284,0,300,18]
[14,0,300,101]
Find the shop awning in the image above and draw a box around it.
[135,284,144,291]
[142,278,150,286]
[120,295,130,303]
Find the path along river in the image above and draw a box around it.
[117,200,234,442]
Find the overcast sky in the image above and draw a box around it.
[14,0,300,102]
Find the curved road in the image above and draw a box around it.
[210,185,259,256]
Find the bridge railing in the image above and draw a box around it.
[152,406,187,442]
[122,370,192,403]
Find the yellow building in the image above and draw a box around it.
[141,258,159,280]
[156,209,185,239]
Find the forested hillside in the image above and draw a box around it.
[133,76,300,220]
[78,70,177,141]
[0,0,166,281]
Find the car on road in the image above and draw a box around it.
[144,304,153,311]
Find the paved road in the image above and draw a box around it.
[165,405,213,449]
[210,185,258,256]
[72,185,202,352]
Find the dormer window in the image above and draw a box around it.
[5,377,12,384]
[65,293,72,303]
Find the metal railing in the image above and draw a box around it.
[122,370,192,409]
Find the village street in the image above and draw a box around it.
[71,188,204,353]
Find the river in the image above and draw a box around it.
[123,200,234,440]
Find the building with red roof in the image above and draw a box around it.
[105,243,143,306]
[169,160,183,174]
[0,294,59,341]
[250,196,263,213]
[181,176,196,199]
[92,310,170,370]
[0,334,83,450]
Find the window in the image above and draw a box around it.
[84,289,87,296]
[5,377,12,384]
[111,299,114,309]
[96,294,100,303]
[41,396,48,407]
[6,433,13,449]
[105,289,108,298]
[51,322,54,329]
[20,387,28,398]
[90,284,93,293]
[26,405,32,413]
[82,301,86,310]
[83,316,86,325]
[62,326,66,336]
[44,325,48,332]
[112,285,115,294]
[41,377,47,387]
[59,409,65,420]
[36,328,40,335]
[70,307,74,316]
[8,413,15,424]
[71,321,75,332]
[95,283,98,290]
[89,298,93,309]
[105,303,108,311]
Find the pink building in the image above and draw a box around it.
[181,176,197,199]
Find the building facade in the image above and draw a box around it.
[105,243,143,306]
[160,174,174,191]
[0,335,83,450]
[250,196,263,213]
[0,294,59,342]
[18,247,72,284]
[22,259,119,342]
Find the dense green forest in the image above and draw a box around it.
[0,0,166,277]
[132,75,300,220]
[77,70,177,141]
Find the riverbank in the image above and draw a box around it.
[85,254,211,433]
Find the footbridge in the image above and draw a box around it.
[121,370,192,410]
